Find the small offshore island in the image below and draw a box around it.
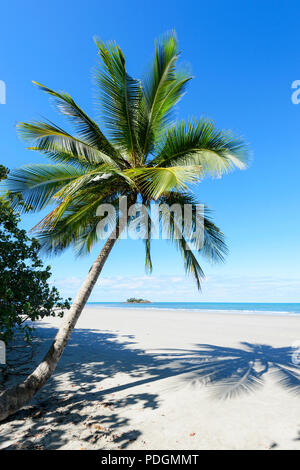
[126,297,151,304]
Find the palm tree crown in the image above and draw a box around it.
[7,32,247,289]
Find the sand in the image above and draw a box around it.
[0,306,300,450]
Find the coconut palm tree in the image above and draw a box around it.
[0,32,247,421]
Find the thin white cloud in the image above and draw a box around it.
[50,272,300,302]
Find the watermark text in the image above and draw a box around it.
[0,340,5,364]
[95,197,204,250]
[291,80,300,104]
[0,80,6,104]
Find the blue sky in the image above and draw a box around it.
[1,0,300,302]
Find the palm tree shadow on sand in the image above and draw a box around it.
[3,331,300,403]
[1,329,300,449]
[152,342,300,399]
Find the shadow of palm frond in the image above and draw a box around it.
[154,342,300,399]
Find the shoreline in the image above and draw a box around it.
[85,304,300,317]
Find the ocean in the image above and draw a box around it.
[86,302,300,316]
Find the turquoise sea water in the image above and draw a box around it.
[86,302,300,316]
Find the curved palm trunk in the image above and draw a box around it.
[0,231,118,422]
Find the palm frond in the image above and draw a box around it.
[140,31,192,159]
[28,144,97,170]
[17,121,120,167]
[6,163,88,212]
[158,203,204,288]
[125,166,201,199]
[53,164,133,202]
[94,38,141,158]
[159,191,227,263]
[32,82,121,162]
[31,171,130,232]
[144,206,153,273]
[36,194,122,256]
[153,119,247,176]
[74,196,122,256]
[128,200,154,272]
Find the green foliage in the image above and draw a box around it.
[126,298,150,303]
[5,31,248,289]
[0,166,71,343]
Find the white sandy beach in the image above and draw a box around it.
[1,307,300,450]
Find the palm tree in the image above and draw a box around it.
[0,32,247,421]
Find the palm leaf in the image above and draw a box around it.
[94,39,141,158]
[36,194,123,255]
[158,203,204,288]
[153,119,247,176]
[28,145,96,170]
[17,121,120,167]
[6,163,88,212]
[32,81,121,161]
[159,191,227,263]
[140,31,192,159]
[125,166,201,199]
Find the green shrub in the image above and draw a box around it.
[0,165,70,343]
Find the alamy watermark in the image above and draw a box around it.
[291,80,300,104]
[291,340,300,366]
[0,340,5,365]
[0,80,6,104]
[95,197,205,249]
